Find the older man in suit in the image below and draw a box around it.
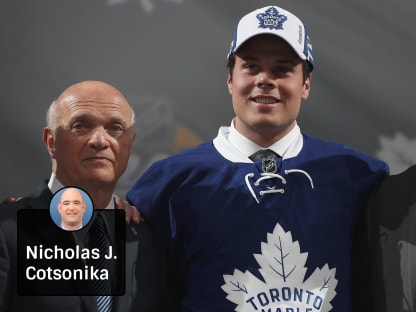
[0,80,170,311]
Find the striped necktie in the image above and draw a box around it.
[88,213,113,312]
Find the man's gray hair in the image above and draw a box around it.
[46,100,58,132]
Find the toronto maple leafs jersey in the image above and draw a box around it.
[126,128,389,312]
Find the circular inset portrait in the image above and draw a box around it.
[49,186,94,231]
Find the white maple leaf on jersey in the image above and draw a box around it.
[222,223,337,311]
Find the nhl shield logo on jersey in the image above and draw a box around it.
[262,158,277,173]
[222,223,337,311]
[256,7,288,31]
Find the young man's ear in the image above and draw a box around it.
[302,73,312,100]
[227,73,233,95]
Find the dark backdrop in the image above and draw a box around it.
[1,0,415,199]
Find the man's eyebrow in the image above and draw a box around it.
[239,55,260,62]
[108,116,127,125]
[67,113,128,125]
[66,113,89,124]
[62,199,82,204]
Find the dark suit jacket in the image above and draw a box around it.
[352,165,416,312]
[0,181,172,312]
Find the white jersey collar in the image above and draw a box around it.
[213,120,303,163]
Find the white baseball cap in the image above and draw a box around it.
[227,6,314,68]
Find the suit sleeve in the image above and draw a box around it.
[132,222,179,312]
[0,219,12,312]
[351,178,389,312]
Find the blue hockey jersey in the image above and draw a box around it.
[127,129,389,312]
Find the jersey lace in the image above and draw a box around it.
[245,169,314,204]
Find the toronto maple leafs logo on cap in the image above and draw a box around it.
[227,5,314,69]
[256,7,287,31]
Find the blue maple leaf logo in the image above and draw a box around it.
[256,7,287,31]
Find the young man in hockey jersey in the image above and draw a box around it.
[127,5,389,311]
